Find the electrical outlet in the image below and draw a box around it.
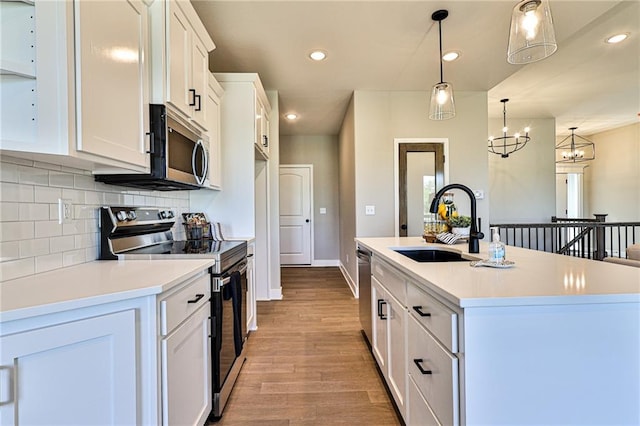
[365,205,375,215]
[58,199,73,224]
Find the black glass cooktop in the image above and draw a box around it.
[123,240,244,257]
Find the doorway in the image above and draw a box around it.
[279,165,313,264]
[397,141,446,237]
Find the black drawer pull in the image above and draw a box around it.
[187,293,205,304]
[413,358,432,375]
[377,299,387,320]
[189,89,196,106]
[412,306,431,317]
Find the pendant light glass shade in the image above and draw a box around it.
[429,82,455,120]
[555,127,595,163]
[507,0,557,64]
[429,10,455,120]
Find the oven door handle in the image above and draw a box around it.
[220,264,248,286]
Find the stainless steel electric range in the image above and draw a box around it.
[99,206,248,421]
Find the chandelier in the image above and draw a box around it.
[507,0,557,64]
[555,127,595,163]
[488,99,531,158]
[429,9,455,120]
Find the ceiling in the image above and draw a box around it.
[192,1,639,137]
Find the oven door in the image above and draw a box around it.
[211,260,247,419]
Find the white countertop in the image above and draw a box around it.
[356,237,640,308]
[0,259,215,323]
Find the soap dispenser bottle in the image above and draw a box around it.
[488,227,505,263]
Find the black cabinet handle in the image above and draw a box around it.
[195,94,201,111]
[263,134,268,147]
[412,306,431,317]
[189,89,196,106]
[413,358,432,375]
[187,293,205,304]
[146,131,155,154]
[377,299,387,320]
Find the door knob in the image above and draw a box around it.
[305,219,310,223]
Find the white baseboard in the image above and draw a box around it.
[312,259,340,267]
[269,287,283,300]
[339,261,358,298]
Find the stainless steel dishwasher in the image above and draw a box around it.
[356,246,373,346]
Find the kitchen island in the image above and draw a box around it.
[356,236,640,425]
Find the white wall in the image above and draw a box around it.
[0,155,192,281]
[488,117,556,223]
[584,122,640,222]
[338,90,490,285]
[353,90,490,237]
[280,134,340,261]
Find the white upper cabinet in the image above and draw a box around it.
[74,0,149,168]
[151,0,215,131]
[206,73,223,190]
[0,0,151,172]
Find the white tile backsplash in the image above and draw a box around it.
[0,156,195,281]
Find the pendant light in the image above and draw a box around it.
[429,9,455,120]
[555,127,595,163]
[507,0,557,64]
[488,99,531,158]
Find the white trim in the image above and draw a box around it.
[339,261,358,298]
[266,287,282,301]
[278,164,314,265]
[312,259,340,267]
[393,138,449,237]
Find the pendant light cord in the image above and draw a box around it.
[438,20,444,84]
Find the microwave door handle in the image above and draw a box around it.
[192,140,206,186]
[201,141,208,184]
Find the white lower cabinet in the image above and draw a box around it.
[371,262,406,417]
[0,309,138,425]
[408,375,441,426]
[246,241,257,331]
[158,272,211,426]
[161,302,211,426]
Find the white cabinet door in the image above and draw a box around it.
[387,292,407,415]
[161,302,211,426]
[74,0,149,168]
[408,375,441,426]
[371,276,388,371]
[246,245,257,331]
[0,310,137,425]
[206,74,222,189]
[167,1,191,118]
[191,35,208,129]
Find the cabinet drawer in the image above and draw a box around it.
[407,283,458,353]
[372,257,406,305]
[408,315,459,426]
[408,375,441,426]
[160,273,210,336]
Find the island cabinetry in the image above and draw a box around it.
[0,0,151,172]
[371,257,407,417]
[159,272,211,426]
[0,309,138,425]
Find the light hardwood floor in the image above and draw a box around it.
[214,267,402,425]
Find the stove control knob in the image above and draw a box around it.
[166,210,174,219]
[159,210,167,219]
[116,211,127,221]
[126,210,137,221]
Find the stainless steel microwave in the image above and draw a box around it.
[95,104,208,191]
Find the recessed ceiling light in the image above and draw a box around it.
[442,51,460,62]
[606,33,629,44]
[309,50,327,61]
[285,113,298,120]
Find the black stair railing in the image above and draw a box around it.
[490,214,640,261]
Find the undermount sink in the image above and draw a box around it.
[393,248,469,263]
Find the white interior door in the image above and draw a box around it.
[279,166,312,265]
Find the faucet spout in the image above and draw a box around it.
[429,183,484,253]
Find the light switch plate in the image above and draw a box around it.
[319,207,327,214]
[473,189,485,200]
[365,205,375,215]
